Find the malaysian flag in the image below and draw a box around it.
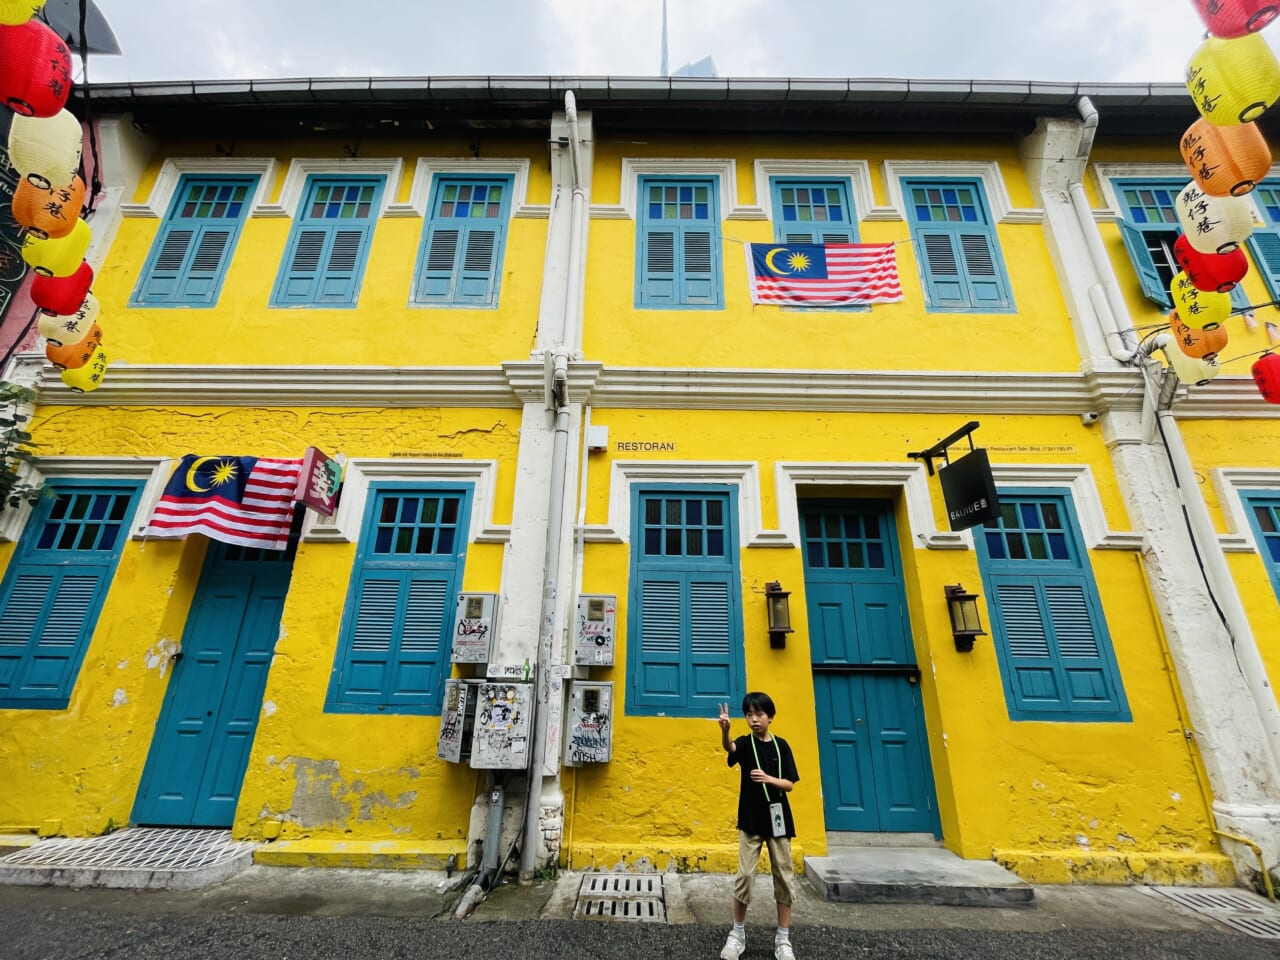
[746,242,903,306]
[144,455,304,551]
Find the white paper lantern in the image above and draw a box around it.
[1165,339,1223,386]
[1176,182,1254,254]
[38,292,99,345]
[7,108,82,190]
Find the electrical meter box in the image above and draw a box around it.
[573,594,616,666]
[564,681,614,766]
[468,681,533,769]
[451,592,499,664]
[437,678,483,763]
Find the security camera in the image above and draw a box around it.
[1081,411,1100,425]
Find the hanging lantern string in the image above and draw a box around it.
[1231,298,1280,315]
[74,0,103,215]
[721,235,914,248]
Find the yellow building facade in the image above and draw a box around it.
[1,77,1277,891]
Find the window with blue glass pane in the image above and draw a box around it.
[636,176,722,308]
[902,177,1012,312]
[1243,493,1280,600]
[641,493,725,558]
[802,507,887,570]
[413,176,513,307]
[272,176,383,307]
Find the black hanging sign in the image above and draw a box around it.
[939,448,1000,531]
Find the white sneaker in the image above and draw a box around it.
[720,931,746,960]
[774,939,796,960]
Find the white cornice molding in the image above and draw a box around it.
[749,159,890,223]
[301,458,509,544]
[1170,376,1280,418]
[583,460,782,546]
[1091,162,1265,225]
[988,462,1143,550]
[591,158,760,221]
[388,158,546,219]
[256,158,406,219]
[1213,467,1280,553]
[0,456,171,543]
[120,158,279,219]
[774,461,964,551]
[882,160,1043,224]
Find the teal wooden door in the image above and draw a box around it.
[801,501,939,834]
[134,542,294,827]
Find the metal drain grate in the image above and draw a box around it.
[574,872,666,922]
[1146,886,1280,940]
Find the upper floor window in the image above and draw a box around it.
[129,175,256,307]
[976,489,1130,722]
[1246,181,1280,301]
[0,481,141,709]
[271,175,383,307]
[635,177,723,309]
[413,175,513,307]
[902,177,1013,312]
[1242,491,1280,603]
[772,179,858,244]
[326,484,473,715]
[1115,178,1250,310]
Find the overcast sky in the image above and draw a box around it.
[83,0,1247,85]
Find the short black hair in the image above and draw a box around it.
[741,691,776,717]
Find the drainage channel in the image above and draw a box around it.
[1144,886,1280,940]
[573,873,666,922]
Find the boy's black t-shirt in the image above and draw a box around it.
[727,733,800,839]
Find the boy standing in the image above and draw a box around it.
[717,692,800,960]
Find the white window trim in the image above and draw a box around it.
[752,159,888,225]
[883,160,1043,224]
[300,458,510,545]
[255,158,406,219]
[0,456,170,543]
[592,158,758,221]
[120,158,280,219]
[1213,468,1280,553]
[387,158,544,219]
[986,463,1143,551]
[1092,163,1265,225]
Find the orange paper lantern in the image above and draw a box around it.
[1170,311,1230,361]
[0,19,71,117]
[11,174,85,239]
[44,321,102,370]
[30,260,93,314]
[59,346,107,393]
[1180,118,1272,196]
[1171,270,1231,330]
[1187,33,1280,125]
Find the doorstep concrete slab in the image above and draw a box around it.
[805,847,1035,906]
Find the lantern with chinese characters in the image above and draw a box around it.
[1173,233,1249,291]
[1252,352,1280,402]
[1171,271,1232,330]
[1187,33,1280,125]
[1165,342,1223,385]
[1179,118,1272,196]
[8,109,82,191]
[1176,182,1253,254]
[22,217,90,276]
[0,19,71,117]
[30,260,92,314]
[11,174,84,240]
[0,2,45,25]
[1170,310,1230,361]
[44,321,102,370]
[59,346,107,393]
[1190,1,1280,38]
[38,292,98,345]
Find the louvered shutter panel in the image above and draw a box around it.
[636,578,682,704]
[643,229,677,303]
[0,568,105,700]
[1247,231,1280,300]
[682,230,714,303]
[338,576,401,703]
[176,227,233,303]
[959,231,1010,308]
[457,228,499,302]
[1118,219,1172,307]
[687,577,733,707]
[0,572,53,695]
[316,227,367,302]
[418,227,461,299]
[918,231,966,307]
[138,226,195,301]
[993,578,1067,712]
[1043,579,1118,710]
[279,227,329,303]
[388,577,449,706]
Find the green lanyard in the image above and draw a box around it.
[748,734,782,802]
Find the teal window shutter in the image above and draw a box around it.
[636,177,723,308]
[1117,219,1173,308]
[903,179,1013,313]
[627,486,743,717]
[414,176,512,306]
[977,489,1130,722]
[271,176,383,308]
[326,485,472,715]
[130,176,256,307]
[1242,492,1280,601]
[0,482,141,710]
[1245,182,1280,300]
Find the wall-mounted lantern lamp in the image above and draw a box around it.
[764,581,793,649]
[944,584,986,652]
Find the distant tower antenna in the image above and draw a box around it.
[660,0,669,76]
